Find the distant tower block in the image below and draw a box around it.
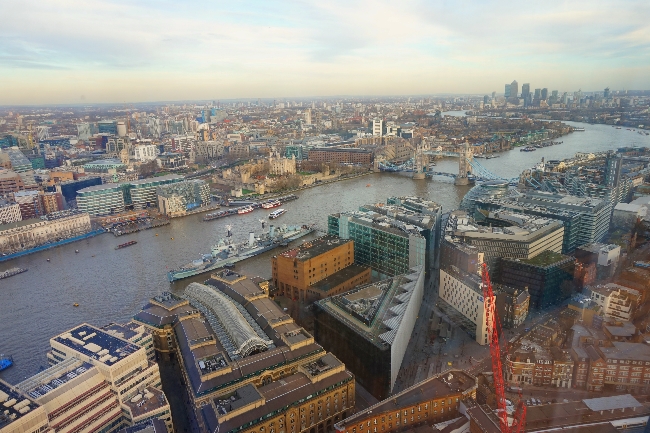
[455,142,472,185]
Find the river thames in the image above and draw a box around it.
[1,120,649,383]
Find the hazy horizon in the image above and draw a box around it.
[2,0,649,105]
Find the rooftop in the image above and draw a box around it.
[52,323,142,365]
[184,282,273,359]
[77,182,124,193]
[0,380,39,428]
[361,204,436,230]
[15,357,94,399]
[516,250,572,267]
[129,174,183,186]
[445,209,563,244]
[315,266,424,348]
[133,293,196,329]
[334,210,426,238]
[336,370,475,428]
[468,394,650,433]
[311,263,370,293]
[599,342,650,361]
[206,368,353,433]
[386,196,442,214]
[117,419,168,433]
[277,235,350,260]
[123,386,169,418]
[603,321,636,337]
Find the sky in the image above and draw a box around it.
[1,0,650,105]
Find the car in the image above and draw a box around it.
[525,400,531,406]
[505,399,513,406]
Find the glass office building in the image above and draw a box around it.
[328,210,426,278]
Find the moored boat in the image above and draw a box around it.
[0,267,27,279]
[115,240,137,250]
[237,206,254,214]
[0,354,13,371]
[167,224,314,282]
[261,200,281,209]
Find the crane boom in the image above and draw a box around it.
[481,263,509,433]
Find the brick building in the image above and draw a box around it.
[272,235,370,303]
[307,148,373,164]
[334,370,476,433]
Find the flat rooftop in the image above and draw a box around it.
[335,210,425,238]
[133,292,196,328]
[311,263,369,293]
[316,266,423,348]
[387,196,442,213]
[277,235,350,260]
[0,380,39,428]
[53,323,142,365]
[362,204,436,230]
[513,250,573,267]
[603,321,636,337]
[207,368,353,433]
[445,209,563,243]
[129,174,183,185]
[123,386,169,418]
[15,357,94,399]
[117,419,168,433]
[336,370,475,428]
[77,182,123,193]
[599,342,650,361]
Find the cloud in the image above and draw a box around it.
[0,0,649,104]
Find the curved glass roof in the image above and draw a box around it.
[185,283,271,357]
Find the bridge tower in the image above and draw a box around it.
[412,141,426,179]
[454,141,472,185]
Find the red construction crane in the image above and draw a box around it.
[481,263,526,433]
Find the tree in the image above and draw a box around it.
[139,160,158,177]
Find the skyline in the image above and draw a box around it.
[1,0,650,105]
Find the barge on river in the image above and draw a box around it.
[0,267,27,279]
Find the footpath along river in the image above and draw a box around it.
[1,120,649,383]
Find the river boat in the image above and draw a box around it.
[573,127,585,131]
[115,240,137,250]
[269,209,286,219]
[167,224,314,282]
[0,355,13,371]
[261,200,281,209]
[203,209,235,221]
[0,267,27,280]
[237,206,254,214]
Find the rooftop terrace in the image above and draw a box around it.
[316,266,423,348]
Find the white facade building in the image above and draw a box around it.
[0,202,21,224]
[588,283,640,322]
[134,144,160,162]
[373,118,383,136]
[0,211,92,254]
[439,267,489,345]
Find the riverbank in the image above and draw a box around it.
[253,170,373,201]
[0,228,106,263]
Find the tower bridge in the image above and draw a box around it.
[378,143,518,184]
